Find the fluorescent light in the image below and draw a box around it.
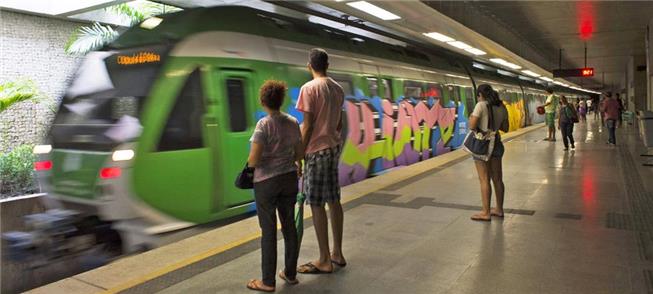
[490,58,507,64]
[497,69,515,76]
[521,70,540,77]
[140,17,163,30]
[504,62,522,70]
[33,145,52,154]
[464,47,486,55]
[423,32,455,42]
[540,77,554,82]
[445,73,469,79]
[489,58,521,69]
[112,149,135,161]
[347,1,401,20]
[448,41,472,50]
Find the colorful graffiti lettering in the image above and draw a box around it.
[338,95,467,185]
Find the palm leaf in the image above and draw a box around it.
[0,81,38,113]
[65,22,119,55]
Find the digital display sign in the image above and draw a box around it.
[553,68,594,78]
[117,52,161,65]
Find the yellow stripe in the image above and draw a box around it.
[102,233,260,294]
[101,123,544,293]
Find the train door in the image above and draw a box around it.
[133,68,215,223]
[209,69,256,211]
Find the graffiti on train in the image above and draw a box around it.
[338,96,467,185]
[255,87,467,186]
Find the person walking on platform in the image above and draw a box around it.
[246,80,304,292]
[295,48,347,274]
[469,84,510,221]
[601,93,622,145]
[541,88,557,141]
[558,96,577,151]
[586,99,593,116]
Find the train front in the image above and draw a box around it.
[31,46,176,252]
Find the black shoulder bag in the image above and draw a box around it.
[235,163,254,189]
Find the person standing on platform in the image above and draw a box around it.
[616,93,624,127]
[578,99,587,122]
[601,93,622,145]
[558,96,576,151]
[295,48,347,274]
[469,84,510,222]
[541,88,557,141]
[246,81,303,292]
[586,99,593,116]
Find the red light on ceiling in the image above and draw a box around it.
[577,1,595,40]
[581,68,594,77]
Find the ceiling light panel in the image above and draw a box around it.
[423,32,454,42]
[464,47,486,55]
[448,41,472,50]
[521,70,540,77]
[347,1,401,21]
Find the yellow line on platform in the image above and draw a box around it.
[101,233,260,294]
[100,123,544,293]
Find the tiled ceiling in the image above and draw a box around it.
[425,1,653,91]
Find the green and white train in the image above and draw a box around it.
[23,6,585,252]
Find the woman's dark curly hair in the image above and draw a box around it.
[259,80,287,110]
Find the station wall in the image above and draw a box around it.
[0,11,82,152]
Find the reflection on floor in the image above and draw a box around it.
[147,117,653,294]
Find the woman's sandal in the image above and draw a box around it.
[278,270,299,285]
[246,279,275,292]
[297,262,333,274]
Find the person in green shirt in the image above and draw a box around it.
[541,88,557,141]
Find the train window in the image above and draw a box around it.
[331,74,354,96]
[226,78,248,132]
[426,83,443,99]
[382,78,393,99]
[367,77,379,97]
[404,81,422,99]
[158,69,205,151]
[465,87,475,115]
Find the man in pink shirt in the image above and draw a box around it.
[296,48,346,274]
[601,93,622,145]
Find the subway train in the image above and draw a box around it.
[21,6,584,252]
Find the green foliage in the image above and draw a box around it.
[0,80,39,113]
[0,145,38,198]
[66,1,182,55]
[64,22,120,55]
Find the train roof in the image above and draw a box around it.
[108,6,585,96]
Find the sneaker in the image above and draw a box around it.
[563,147,569,151]
[571,144,575,149]
[551,138,557,142]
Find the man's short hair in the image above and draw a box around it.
[309,48,329,73]
[545,87,554,94]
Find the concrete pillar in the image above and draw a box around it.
[627,55,647,111]
[647,20,653,111]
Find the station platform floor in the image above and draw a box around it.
[31,117,653,294]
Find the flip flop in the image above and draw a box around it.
[246,279,275,292]
[331,260,347,267]
[278,270,299,285]
[470,214,491,222]
[490,210,505,218]
[297,262,333,274]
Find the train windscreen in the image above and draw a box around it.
[50,46,168,151]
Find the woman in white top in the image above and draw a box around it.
[468,84,509,221]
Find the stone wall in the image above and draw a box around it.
[0,10,83,152]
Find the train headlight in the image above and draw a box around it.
[112,150,134,162]
[33,145,52,154]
